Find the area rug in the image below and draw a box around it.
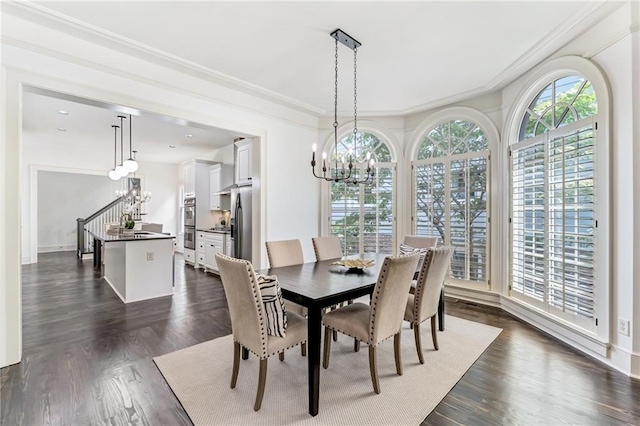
[154,315,501,425]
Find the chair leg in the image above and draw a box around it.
[323,327,332,369]
[431,316,439,350]
[394,332,403,376]
[231,341,241,388]
[368,346,380,394]
[301,342,307,357]
[354,339,360,352]
[279,351,284,362]
[414,322,424,364]
[254,359,268,411]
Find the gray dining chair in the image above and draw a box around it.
[402,235,438,279]
[216,253,307,411]
[265,239,305,267]
[322,252,420,394]
[265,239,307,355]
[404,246,453,363]
[141,223,163,233]
[402,235,438,249]
[312,236,343,261]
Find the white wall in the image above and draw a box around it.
[135,161,179,236]
[37,171,122,252]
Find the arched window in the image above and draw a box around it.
[330,132,395,255]
[413,119,490,284]
[510,74,598,330]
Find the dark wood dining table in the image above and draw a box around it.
[259,252,446,416]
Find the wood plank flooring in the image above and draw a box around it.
[2,252,639,425]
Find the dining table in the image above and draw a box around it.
[258,252,447,416]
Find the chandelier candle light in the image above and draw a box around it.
[311,28,375,184]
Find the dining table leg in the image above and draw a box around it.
[307,305,323,416]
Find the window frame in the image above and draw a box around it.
[412,121,491,288]
[320,128,399,254]
[504,57,610,343]
[510,118,598,332]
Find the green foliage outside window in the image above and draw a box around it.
[330,133,394,255]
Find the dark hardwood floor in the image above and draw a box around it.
[2,252,639,425]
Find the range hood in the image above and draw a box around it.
[215,182,251,195]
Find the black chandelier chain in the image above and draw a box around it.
[310,29,375,184]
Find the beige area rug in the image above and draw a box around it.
[154,315,501,425]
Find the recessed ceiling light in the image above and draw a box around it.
[57,128,67,132]
[169,145,176,148]
[185,134,194,138]
[57,110,69,115]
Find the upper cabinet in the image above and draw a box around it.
[235,139,252,186]
[209,164,233,210]
[182,159,218,229]
[183,162,196,197]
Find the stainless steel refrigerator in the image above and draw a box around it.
[230,186,252,262]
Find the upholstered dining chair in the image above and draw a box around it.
[216,253,307,411]
[402,235,438,279]
[265,239,307,355]
[265,239,305,267]
[402,235,438,250]
[140,223,163,233]
[322,252,420,394]
[312,236,343,261]
[404,246,453,363]
[312,236,344,342]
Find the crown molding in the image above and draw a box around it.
[3,0,325,116]
[2,0,628,118]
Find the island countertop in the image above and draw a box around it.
[88,230,175,242]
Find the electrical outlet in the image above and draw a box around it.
[618,318,630,336]
[146,252,154,261]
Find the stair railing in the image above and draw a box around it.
[76,187,141,259]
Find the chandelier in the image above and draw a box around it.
[311,29,375,184]
[108,114,139,180]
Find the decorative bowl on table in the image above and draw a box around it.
[331,259,375,273]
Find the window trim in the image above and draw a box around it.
[412,132,491,288]
[407,107,500,291]
[503,56,611,343]
[319,123,401,250]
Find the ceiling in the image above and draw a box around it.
[22,89,247,164]
[28,1,610,115]
[16,1,615,165]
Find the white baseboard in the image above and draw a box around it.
[443,285,640,377]
[38,245,75,253]
[500,296,609,358]
[445,284,501,307]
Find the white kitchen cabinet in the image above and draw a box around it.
[225,238,231,257]
[235,139,252,186]
[183,162,196,197]
[209,164,234,210]
[182,159,219,233]
[184,248,195,265]
[202,232,225,273]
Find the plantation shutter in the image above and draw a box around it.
[331,164,395,255]
[510,124,596,323]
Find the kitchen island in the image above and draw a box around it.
[89,230,175,303]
